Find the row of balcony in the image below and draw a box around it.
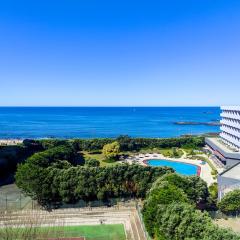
[221,112,240,121]
[220,119,240,130]
[220,132,240,148]
[220,125,240,139]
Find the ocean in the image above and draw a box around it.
[0,107,220,139]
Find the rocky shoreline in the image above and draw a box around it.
[174,121,220,126]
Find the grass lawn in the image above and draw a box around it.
[0,224,126,240]
[82,147,202,167]
[82,151,118,167]
[48,224,126,240]
[159,148,184,158]
[83,151,133,167]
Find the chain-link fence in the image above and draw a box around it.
[136,203,151,240]
[0,184,32,211]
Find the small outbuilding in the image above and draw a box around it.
[218,162,240,200]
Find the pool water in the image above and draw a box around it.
[147,159,198,175]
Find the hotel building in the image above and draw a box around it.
[205,106,240,200]
[220,106,240,150]
[205,106,240,167]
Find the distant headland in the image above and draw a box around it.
[174,121,220,126]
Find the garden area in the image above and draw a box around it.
[2,136,240,239]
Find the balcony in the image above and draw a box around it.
[220,119,240,130]
[220,133,240,148]
[221,112,240,121]
[220,126,240,138]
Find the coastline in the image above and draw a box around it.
[0,139,23,146]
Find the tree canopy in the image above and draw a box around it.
[142,174,240,240]
[143,181,189,236]
[149,173,209,204]
[154,203,240,240]
[15,143,174,206]
[102,141,120,160]
[218,189,240,215]
[85,158,100,167]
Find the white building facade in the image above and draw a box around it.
[205,106,240,200]
[220,106,240,150]
[205,106,240,167]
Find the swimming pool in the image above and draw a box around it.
[146,159,199,175]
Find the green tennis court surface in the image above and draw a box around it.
[0,224,126,240]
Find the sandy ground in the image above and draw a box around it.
[0,139,23,145]
[215,218,240,233]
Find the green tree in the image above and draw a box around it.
[152,173,209,205]
[218,189,240,214]
[209,183,218,200]
[143,181,189,237]
[102,141,120,160]
[153,203,240,240]
[85,159,100,167]
[116,135,140,151]
[207,182,218,208]
[171,147,179,157]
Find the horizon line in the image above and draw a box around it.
[0,105,221,108]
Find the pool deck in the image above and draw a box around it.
[125,153,215,186]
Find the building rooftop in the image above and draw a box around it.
[220,162,240,180]
[221,106,240,111]
[206,137,240,154]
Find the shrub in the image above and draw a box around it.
[211,169,218,176]
[209,182,218,201]
[85,159,100,167]
[218,189,240,214]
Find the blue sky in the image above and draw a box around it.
[0,0,240,106]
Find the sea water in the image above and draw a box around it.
[0,107,220,139]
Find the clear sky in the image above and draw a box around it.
[0,0,240,106]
